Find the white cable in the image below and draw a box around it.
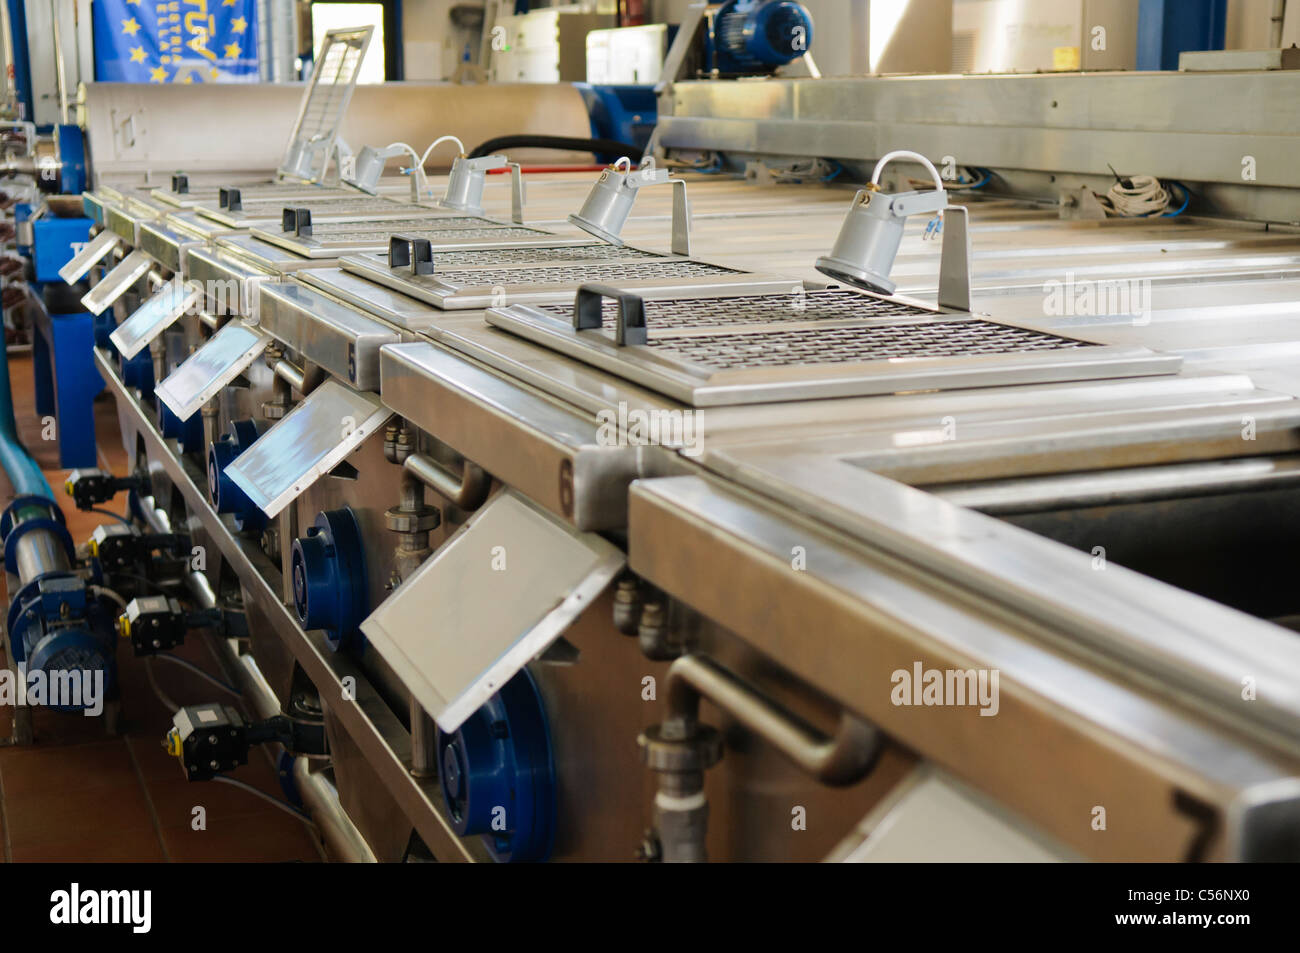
[418,135,466,168]
[613,156,633,172]
[88,585,128,612]
[1106,174,1169,217]
[383,141,421,166]
[871,150,943,190]
[211,775,318,830]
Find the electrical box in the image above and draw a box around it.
[489,8,615,82]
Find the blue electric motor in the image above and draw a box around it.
[714,0,814,74]
[290,507,369,652]
[207,419,266,533]
[0,498,116,712]
[158,402,205,455]
[437,669,556,863]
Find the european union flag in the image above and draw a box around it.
[93,0,259,83]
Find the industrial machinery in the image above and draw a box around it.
[8,5,1300,867]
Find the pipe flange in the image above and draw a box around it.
[637,724,723,774]
[384,505,440,535]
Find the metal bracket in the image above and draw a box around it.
[510,162,526,224]
[937,204,972,313]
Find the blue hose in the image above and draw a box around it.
[0,350,54,500]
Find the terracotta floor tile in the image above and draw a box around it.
[161,809,321,863]
[10,830,165,862]
[5,781,157,850]
[0,739,138,798]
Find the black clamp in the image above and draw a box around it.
[65,467,149,510]
[171,173,189,195]
[574,283,647,346]
[218,186,242,211]
[388,234,435,275]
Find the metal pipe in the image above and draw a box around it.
[50,0,70,124]
[409,697,438,778]
[1272,0,1288,48]
[0,0,17,113]
[663,655,880,785]
[272,358,326,396]
[294,757,377,863]
[403,452,490,511]
[147,502,377,862]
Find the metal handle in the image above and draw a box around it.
[219,187,241,211]
[574,283,647,346]
[281,207,312,237]
[388,234,434,275]
[171,173,189,195]
[403,453,490,511]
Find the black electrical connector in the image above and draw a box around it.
[166,703,328,781]
[64,468,149,510]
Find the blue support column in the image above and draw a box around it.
[1138,0,1227,71]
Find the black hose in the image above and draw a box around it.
[467,134,643,161]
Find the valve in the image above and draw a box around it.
[207,419,267,533]
[165,701,327,781]
[116,594,223,656]
[64,468,149,511]
[290,507,369,652]
[436,669,556,863]
[87,522,189,573]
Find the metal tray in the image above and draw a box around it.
[80,250,154,316]
[249,214,546,257]
[58,230,120,284]
[487,288,1184,406]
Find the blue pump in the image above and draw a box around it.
[207,419,267,533]
[290,507,369,652]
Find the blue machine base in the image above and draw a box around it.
[31,310,103,468]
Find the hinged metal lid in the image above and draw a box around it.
[279,26,374,182]
[155,319,271,420]
[487,288,1184,406]
[58,230,121,284]
[80,249,154,316]
[360,489,625,732]
[109,278,202,360]
[223,379,391,517]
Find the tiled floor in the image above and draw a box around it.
[0,350,323,862]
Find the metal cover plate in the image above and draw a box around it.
[260,219,556,258]
[339,256,783,311]
[257,281,399,389]
[224,379,391,517]
[488,289,1183,406]
[109,278,202,360]
[80,249,154,316]
[155,320,271,421]
[59,230,121,284]
[197,196,418,229]
[359,489,625,732]
[279,26,373,182]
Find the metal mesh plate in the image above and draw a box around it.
[302,216,488,238]
[647,321,1089,370]
[309,221,546,243]
[487,288,1180,406]
[436,259,740,287]
[393,243,661,267]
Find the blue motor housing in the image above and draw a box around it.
[437,669,556,863]
[290,507,369,652]
[207,419,265,533]
[6,575,117,712]
[158,401,205,454]
[714,0,813,73]
[119,348,155,392]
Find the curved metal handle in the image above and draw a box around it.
[388,234,434,275]
[574,283,646,346]
[663,654,881,786]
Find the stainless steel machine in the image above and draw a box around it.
[39,58,1300,863]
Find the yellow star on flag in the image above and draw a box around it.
[223,42,241,59]
[222,0,237,6]
[121,17,141,35]
[209,68,221,79]
[231,16,247,33]
[129,46,147,63]
[150,65,168,83]
[125,0,140,4]
[180,74,193,84]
